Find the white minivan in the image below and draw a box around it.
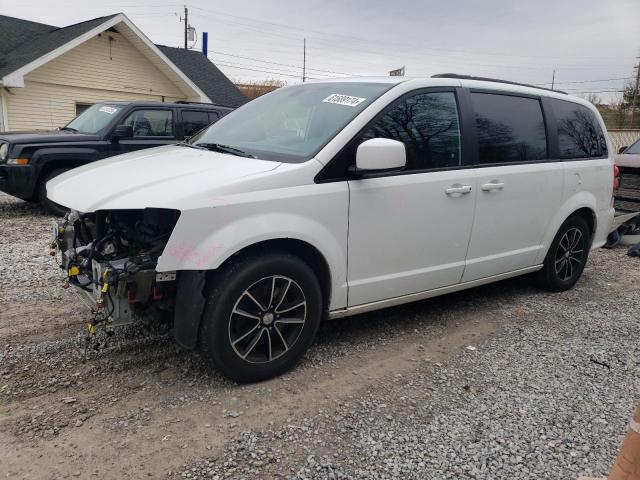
[49,74,615,382]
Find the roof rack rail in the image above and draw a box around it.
[431,73,567,95]
[174,100,235,108]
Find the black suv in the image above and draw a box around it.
[0,101,233,215]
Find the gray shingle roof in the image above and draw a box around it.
[0,15,247,107]
[156,45,247,107]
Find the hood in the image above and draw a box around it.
[615,153,640,169]
[47,144,282,212]
[0,130,100,144]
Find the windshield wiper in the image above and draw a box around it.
[194,143,255,158]
[60,127,78,132]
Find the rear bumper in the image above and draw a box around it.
[0,164,38,200]
[615,169,640,213]
[593,206,615,249]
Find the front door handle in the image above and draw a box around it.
[481,181,505,191]
[445,184,472,195]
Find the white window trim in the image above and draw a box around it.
[0,89,8,131]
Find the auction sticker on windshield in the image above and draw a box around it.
[323,94,366,107]
[99,106,119,115]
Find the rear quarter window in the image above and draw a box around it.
[182,110,211,137]
[550,99,607,159]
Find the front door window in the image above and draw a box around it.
[359,91,462,170]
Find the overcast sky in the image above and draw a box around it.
[2,0,639,103]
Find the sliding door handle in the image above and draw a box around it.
[481,181,505,191]
[445,185,472,195]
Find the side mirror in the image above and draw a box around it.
[355,138,406,173]
[618,146,627,154]
[112,124,133,141]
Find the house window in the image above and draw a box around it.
[75,103,94,117]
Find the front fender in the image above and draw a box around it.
[157,183,349,309]
[31,147,100,166]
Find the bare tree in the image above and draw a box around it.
[582,93,601,106]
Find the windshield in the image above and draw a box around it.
[625,138,640,154]
[191,82,394,162]
[65,104,123,134]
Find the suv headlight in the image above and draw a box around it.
[0,143,7,161]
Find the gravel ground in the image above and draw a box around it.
[0,191,638,480]
[170,251,640,480]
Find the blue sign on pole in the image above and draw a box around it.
[202,32,208,57]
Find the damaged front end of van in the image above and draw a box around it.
[51,208,181,339]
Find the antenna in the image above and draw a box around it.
[302,38,306,83]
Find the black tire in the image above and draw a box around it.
[534,215,591,292]
[199,251,322,383]
[38,168,70,216]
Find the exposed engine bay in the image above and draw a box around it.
[50,208,180,346]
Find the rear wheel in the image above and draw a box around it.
[534,215,591,291]
[38,168,70,216]
[199,252,322,383]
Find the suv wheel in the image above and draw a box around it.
[535,215,591,291]
[199,252,322,382]
[38,168,70,216]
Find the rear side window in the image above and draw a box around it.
[182,110,211,137]
[471,92,547,164]
[550,99,607,159]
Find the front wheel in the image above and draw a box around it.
[534,215,591,291]
[199,252,323,383]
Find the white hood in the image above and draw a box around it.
[47,145,282,212]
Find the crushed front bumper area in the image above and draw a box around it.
[50,209,179,332]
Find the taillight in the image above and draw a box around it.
[613,164,620,193]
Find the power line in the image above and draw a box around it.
[207,49,354,77]
[214,61,322,80]
[208,50,634,90]
[189,10,630,72]
[190,5,632,62]
[535,76,634,86]
[208,55,335,78]
[563,89,625,94]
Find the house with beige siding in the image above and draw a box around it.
[0,13,246,132]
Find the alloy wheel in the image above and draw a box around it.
[228,275,307,364]
[554,227,584,281]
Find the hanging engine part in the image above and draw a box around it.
[50,208,181,345]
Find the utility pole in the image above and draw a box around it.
[631,60,640,127]
[183,5,188,49]
[302,38,306,83]
[551,69,555,90]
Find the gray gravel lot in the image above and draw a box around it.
[171,249,640,480]
[0,191,638,480]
